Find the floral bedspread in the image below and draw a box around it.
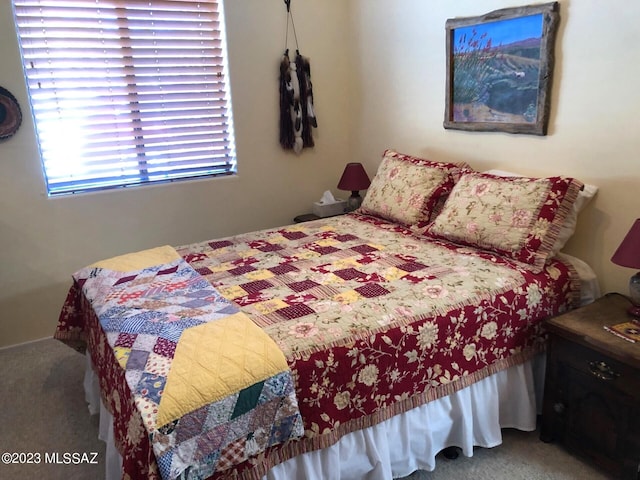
[55,213,580,480]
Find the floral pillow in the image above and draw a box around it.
[483,169,598,257]
[358,149,470,226]
[425,172,584,272]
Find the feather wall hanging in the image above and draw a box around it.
[279,0,317,154]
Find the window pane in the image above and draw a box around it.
[13,0,236,195]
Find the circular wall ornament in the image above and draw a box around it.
[0,86,23,140]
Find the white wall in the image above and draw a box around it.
[349,0,640,297]
[1,0,639,348]
[0,1,353,347]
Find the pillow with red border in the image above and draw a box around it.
[358,149,471,226]
[424,171,584,273]
[483,169,597,257]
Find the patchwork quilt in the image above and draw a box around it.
[55,213,580,480]
[70,246,303,480]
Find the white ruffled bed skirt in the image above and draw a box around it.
[85,353,546,480]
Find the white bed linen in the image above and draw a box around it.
[85,354,544,480]
[85,253,597,480]
[264,355,545,480]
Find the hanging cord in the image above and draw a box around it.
[283,0,299,54]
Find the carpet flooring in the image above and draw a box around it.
[0,338,614,480]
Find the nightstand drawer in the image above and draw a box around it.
[554,336,640,399]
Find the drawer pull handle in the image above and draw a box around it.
[588,361,620,381]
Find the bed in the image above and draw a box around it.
[54,150,599,480]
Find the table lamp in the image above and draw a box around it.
[337,162,371,212]
[611,218,640,317]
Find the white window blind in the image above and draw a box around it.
[13,0,236,196]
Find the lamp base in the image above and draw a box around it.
[629,271,640,303]
[628,304,640,318]
[626,271,640,318]
[346,191,363,212]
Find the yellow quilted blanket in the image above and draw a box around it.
[158,311,288,426]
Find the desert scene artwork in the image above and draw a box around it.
[452,14,544,124]
[444,2,559,135]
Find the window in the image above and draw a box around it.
[13,0,236,196]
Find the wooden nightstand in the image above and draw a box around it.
[293,212,348,223]
[540,293,640,479]
[293,213,321,223]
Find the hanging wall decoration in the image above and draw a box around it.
[0,86,23,141]
[279,0,317,154]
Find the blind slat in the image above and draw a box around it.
[27,83,228,100]
[27,75,227,90]
[20,59,224,72]
[42,140,232,161]
[14,0,235,196]
[21,38,222,50]
[33,103,230,120]
[15,18,220,31]
[15,3,221,20]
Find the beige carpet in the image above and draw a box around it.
[0,338,613,480]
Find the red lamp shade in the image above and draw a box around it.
[337,163,371,192]
[612,218,640,317]
[337,162,371,212]
[611,219,640,269]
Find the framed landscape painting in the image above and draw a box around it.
[444,2,559,135]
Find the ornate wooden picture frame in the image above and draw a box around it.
[444,2,560,135]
